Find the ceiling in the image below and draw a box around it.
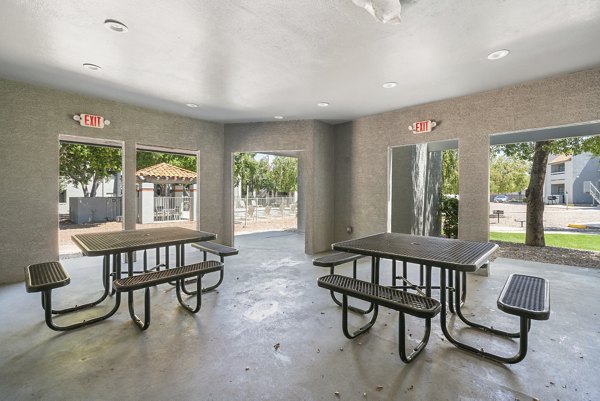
[1,0,600,125]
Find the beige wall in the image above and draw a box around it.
[333,68,600,242]
[0,79,224,284]
[2,67,599,283]
[224,120,335,254]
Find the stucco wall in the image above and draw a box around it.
[223,120,335,254]
[2,67,599,283]
[333,68,600,242]
[0,79,224,284]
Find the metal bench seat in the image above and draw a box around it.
[25,262,70,293]
[498,274,550,320]
[318,274,440,318]
[318,274,441,363]
[25,261,120,331]
[441,272,550,364]
[113,261,223,330]
[312,252,365,268]
[191,241,239,261]
[313,252,371,314]
[189,242,238,294]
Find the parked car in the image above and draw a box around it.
[494,194,509,203]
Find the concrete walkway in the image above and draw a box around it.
[2,231,599,400]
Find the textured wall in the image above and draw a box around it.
[0,79,224,284]
[223,120,335,254]
[2,67,600,283]
[333,68,600,242]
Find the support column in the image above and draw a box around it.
[458,135,491,276]
[123,142,137,230]
[173,184,184,198]
[140,183,155,224]
[190,184,197,222]
[173,184,184,220]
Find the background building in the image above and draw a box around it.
[544,153,600,205]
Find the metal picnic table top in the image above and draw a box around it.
[332,232,498,272]
[72,227,216,256]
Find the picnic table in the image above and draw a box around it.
[322,232,549,363]
[490,209,504,223]
[31,227,216,330]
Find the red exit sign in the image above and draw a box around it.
[409,120,437,134]
[414,120,431,133]
[76,113,105,128]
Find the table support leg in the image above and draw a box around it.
[439,269,530,363]
[42,260,122,331]
[48,255,112,314]
[446,271,466,314]
[398,314,432,363]
[451,270,522,338]
[341,294,378,339]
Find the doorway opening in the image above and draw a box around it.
[136,146,198,230]
[233,152,299,236]
[489,122,600,251]
[58,137,123,256]
[388,140,458,238]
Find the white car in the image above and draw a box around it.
[494,195,509,203]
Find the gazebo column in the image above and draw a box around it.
[140,182,155,224]
[190,184,197,222]
[173,184,184,220]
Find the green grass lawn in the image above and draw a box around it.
[489,232,600,252]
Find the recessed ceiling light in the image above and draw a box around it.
[83,63,102,71]
[274,116,284,120]
[317,102,329,107]
[487,49,510,60]
[104,19,128,33]
[185,103,199,108]
[383,82,398,89]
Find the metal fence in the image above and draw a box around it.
[154,196,192,221]
[234,196,297,223]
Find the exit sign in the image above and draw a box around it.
[414,120,431,133]
[76,113,105,128]
[409,120,437,134]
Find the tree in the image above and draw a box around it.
[442,149,459,195]
[59,143,122,197]
[233,153,258,195]
[269,157,298,195]
[136,151,196,171]
[254,157,274,194]
[495,135,600,247]
[489,154,530,195]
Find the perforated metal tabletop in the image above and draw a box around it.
[332,232,497,272]
[72,227,216,256]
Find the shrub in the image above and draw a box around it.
[439,196,459,238]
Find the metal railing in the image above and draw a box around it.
[154,196,192,221]
[234,196,297,225]
[589,183,600,206]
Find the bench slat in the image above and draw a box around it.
[497,274,550,320]
[312,252,365,267]
[318,274,440,319]
[113,261,223,292]
[25,262,70,293]
[191,242,239,257]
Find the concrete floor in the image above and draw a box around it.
[1,231,599,401]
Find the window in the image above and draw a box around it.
[551,163,565,174]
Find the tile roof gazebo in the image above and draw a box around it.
[136,162,197,184]
[136,163,197,223]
